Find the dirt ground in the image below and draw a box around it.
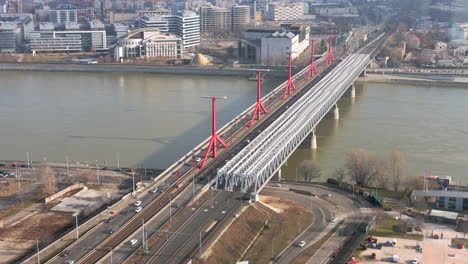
[204,196,313,264]
[0,211,73,264]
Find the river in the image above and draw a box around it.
[1,71,467,183]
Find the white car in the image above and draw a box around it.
[129,239,138,245]
[297,241,306,247]
[135,207,142,213]
[330,217,339,223]
[150,188,158,193]
[411,259,418,264]
[134,200,142,206]
[67,261,74,264]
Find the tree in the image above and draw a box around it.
[391,150,406,192]
[299,160,321,182]
[332,168,346,184]
[345,148,377,186]
[39,167,58,196]
[375,160,389,189]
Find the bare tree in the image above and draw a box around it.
[345,148,377,186]
[299,160,321,182]
[39,167,58,196]
[391,150,406,192]
[375,160,389,189]
[332,168,347,184]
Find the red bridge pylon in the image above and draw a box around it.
[306,39,318,80]
[281,51,297,100]
[326,32,334,65]
[200,96,228,169]
[248,69,268,127]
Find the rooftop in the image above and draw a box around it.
[429,209,459,220]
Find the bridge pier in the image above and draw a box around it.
[272,168,282,181]
[333,104,339,120]
[346,84,356,98]
[360,68,367,77]
[300,130,317,149]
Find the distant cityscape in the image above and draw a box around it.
[0,0,465,67]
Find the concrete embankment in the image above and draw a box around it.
[0,62,290,77]
[358,73,468,88]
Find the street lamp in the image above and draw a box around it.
[298,212,303,235]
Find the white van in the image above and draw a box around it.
[392,254,399,262]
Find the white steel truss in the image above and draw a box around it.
[216,54,371,195]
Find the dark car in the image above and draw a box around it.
[113,168,124,172]
[0,163,6,167]
[20,162,31,168]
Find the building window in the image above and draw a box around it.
[463,198,468,211]
[448,197,456,210]
[438,196,445,208]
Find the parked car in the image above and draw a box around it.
[129,239,138,245]
[370,252,376,259]
[0,163,6,167]
[272,183,282,187]
[392,254,399,262]
[330,217,339,223]
[150,188,158,193]
[411,259,418,264]
[20,162,31,168]
[134,200,142,206]
[113,168,124,172]
[135,207,142,213]
[11,163,19,167]
[297,241,306,247]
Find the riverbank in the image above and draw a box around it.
[357,73,468,88]
[0,62,290,77]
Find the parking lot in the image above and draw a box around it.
[359,236,423,264]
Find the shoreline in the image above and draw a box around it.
[357,73,468,88]
[0,62,290,77]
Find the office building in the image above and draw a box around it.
[267,2,304,21]
[231,5,250,31]
[0,22,20,52]
[114,29,182,60]
[200,5,230,33]
[49,8,78,24]
[199,4,251,33]
[139,11,200,49]
[30,30,107,52]
[0,13,33,52]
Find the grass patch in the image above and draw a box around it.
[291,221,343,264]
[369,218,423,241]
[363,187,405,200]
[452,238,468,247]
[0,199,37,220]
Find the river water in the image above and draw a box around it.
[1,71,467,182]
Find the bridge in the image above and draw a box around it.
[24,32,384,264]
[216,53,371,199]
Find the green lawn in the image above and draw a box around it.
[363,187,405,200]
[452,238,468,247]
[369,218,423,241]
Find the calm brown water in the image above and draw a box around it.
[1,71,467,183]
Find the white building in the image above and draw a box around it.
[240,25,310,65]
[139,11,200,49]
[261,27,310,65]
[49,8,78,24]
[114,29,182,60]
[267,2,304,22]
